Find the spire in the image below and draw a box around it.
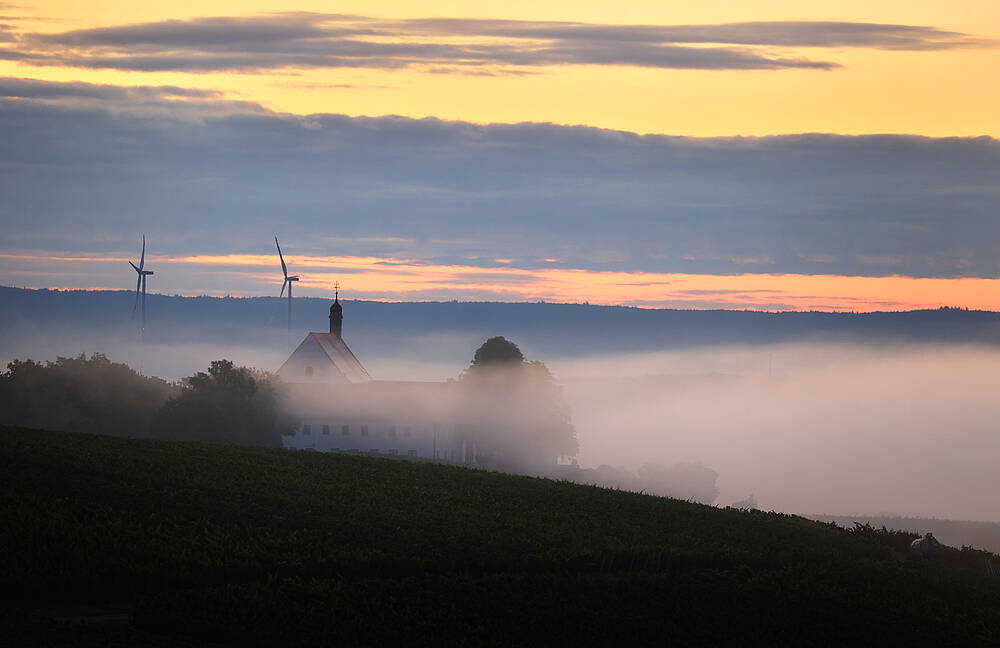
[329,281,343,338]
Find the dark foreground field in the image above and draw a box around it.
[2,427,999,646]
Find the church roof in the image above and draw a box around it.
[310,332,371,383]
[278,331,372,384]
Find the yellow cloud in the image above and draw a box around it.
[2,1,997,136]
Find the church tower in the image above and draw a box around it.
[277,281,370,384]
[329,285,343,339]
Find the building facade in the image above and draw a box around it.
[277,295,477,463]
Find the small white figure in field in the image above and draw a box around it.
[910,532,941,558]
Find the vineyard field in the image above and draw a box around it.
[2,426,999,646]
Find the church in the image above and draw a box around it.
[277,294,477,463]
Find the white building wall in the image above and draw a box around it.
[283,419,462,461]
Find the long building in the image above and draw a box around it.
[277,294,477,463]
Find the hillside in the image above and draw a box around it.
[4,286,1000,371]
[3,427,999,646]
[810,515,1000,556]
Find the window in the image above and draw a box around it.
[361,425,369,436]
[303,424,311,435]
[403,426,411,438]
[341,424,349,436]
[322,424,330,435]
[408,450,417,457]
[389,425,397,438]
[304,366,314,377]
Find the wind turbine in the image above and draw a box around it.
[275,236,299,343]
[129,235,154,341]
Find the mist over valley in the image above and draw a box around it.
[3,286,998,524]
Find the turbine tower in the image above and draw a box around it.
[275,236,299,343]
[129,235,154,341]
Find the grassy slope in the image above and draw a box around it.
[2,427,999,647]
[808,515,1000,555]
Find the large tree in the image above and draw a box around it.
[469,336,525,367]
[460,337,577,469]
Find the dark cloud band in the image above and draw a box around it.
[1,77,998,281]
[0,14,992,74]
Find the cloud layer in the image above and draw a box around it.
[1,14,993,73]
[1,77,999,298]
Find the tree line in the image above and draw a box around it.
[0,354,281,446]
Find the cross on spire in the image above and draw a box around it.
[329,282,344,338]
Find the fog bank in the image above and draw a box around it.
[552,344,1000,522]
[3,290,997,521]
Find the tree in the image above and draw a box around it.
[636,462,720,504]
[152,360,281,446]
[469,336,525,368]
[0,353,176,437]
[459,337,577,469]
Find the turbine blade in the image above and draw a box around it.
[129,261,140,273]
[140,235,146,271]
[275,236,288,278]
[133,275,141,310]
[280,278,287,298]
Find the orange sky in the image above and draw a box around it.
[4,252,999,311]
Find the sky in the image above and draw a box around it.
[1,1,999,310]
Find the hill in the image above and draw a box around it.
[809,515,1000,556]
[3,426,999,646]
[4,286,1000,379]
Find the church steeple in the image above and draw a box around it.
[329,282,343,338]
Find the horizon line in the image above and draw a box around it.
[2,285,995,316]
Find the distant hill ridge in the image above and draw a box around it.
[4,286,1000,357]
